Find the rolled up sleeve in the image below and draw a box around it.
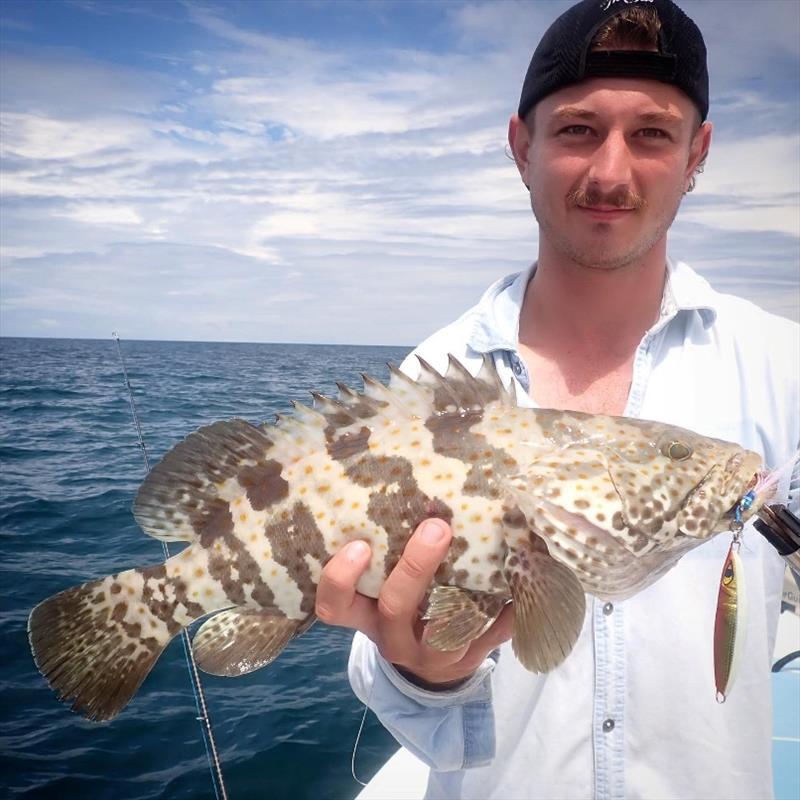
[347,631,497,771]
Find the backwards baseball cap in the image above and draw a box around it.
[518,0,709,121]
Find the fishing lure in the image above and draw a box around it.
[713,490,755,703]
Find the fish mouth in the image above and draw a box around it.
[721,470,773,523]
[738,470,776,510]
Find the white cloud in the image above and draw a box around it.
[700,134,799,200]
[0,0,797,343]
[57,203,143,226]
[0,112,141,160]
[683,133,800,237]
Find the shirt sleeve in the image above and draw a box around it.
[347,631,498,771]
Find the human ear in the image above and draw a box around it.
[685,120,712,192]
[508,114,532,190]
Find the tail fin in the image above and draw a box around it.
[28,571,178,721]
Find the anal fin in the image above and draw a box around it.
[193,608,315,676]
[505,534,586,673]
[421,586,508,651]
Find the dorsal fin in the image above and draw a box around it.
[443,355,485,409]
[134,419,275,542]
[289,399,327,428]
[386,362,435,418]
[136,357,519,543]
[361,373,407,414]
[414,354,515,412]
[336,382,386,419]
[415,356,463,411]
[336,381,358,399]
[476,353,516,406]
[310,392,359,429]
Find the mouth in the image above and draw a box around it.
[751,469,779,506]
[576,205,635,221]
[722,471,773,522]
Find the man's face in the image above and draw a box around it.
[510,78,711,271]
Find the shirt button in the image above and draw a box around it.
[603,602,614,615]
[602,718,615,733]
[512,359,523,376]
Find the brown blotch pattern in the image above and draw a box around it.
[238,459,289,511]
[139,563,208,635]
[134,419,274,539]
[183,500,280,611]
[194,498,236,546]
[426,410,518,500]
[327,425,372,461]
[502,506,528,529]
[435,535,470,585]
[264,501,330,614]
[344,453,455,578]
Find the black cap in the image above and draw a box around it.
[518,0,709,121]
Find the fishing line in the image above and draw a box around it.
[113,333,229,800]
[351,669,378,787]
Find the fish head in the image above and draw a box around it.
[600,420,764,540]
[511,414,765,547]
[506,415,766,601]
[655,432,763,537]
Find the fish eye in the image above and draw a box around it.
[660,440,693,461]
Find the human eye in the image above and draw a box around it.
[559,124,593,136]
[636,128,670,139]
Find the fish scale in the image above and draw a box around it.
[28,354,767,720]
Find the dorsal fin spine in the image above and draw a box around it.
[361,373,408,413]
[290,400,327,428]
[444,355,483,408]
[415,356,461,408]
[476,353,514,406]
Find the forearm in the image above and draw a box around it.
[348,632,498,771]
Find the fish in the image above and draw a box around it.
[28,354,769,721]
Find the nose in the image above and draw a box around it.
[586,130,633,193]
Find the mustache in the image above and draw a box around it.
[566,185,646,211]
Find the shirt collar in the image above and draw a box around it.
[663,258,718,327]
[465,258,718,355]
[466,262,536,354]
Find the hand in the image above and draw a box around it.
[315,518,513,688]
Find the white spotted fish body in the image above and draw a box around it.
[28,355,767,720]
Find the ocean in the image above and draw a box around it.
[0,337,409,799]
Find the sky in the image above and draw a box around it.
[1,0,798,346]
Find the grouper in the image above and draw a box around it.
[28,355,769,720]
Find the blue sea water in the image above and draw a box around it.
[0,337,410,800]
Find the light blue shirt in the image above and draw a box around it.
[348,259,799,800]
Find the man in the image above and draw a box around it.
[316,1,799,797]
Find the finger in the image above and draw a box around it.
[378,519,452,655]
[315,540,378,637]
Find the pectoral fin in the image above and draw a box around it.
[421,586,509,651]
[504,535,586,672]
[193,608,315,676]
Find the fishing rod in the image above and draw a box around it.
[755,504,800,573]
[112,333,229,800]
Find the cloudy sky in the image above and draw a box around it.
[1,0,798,346]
